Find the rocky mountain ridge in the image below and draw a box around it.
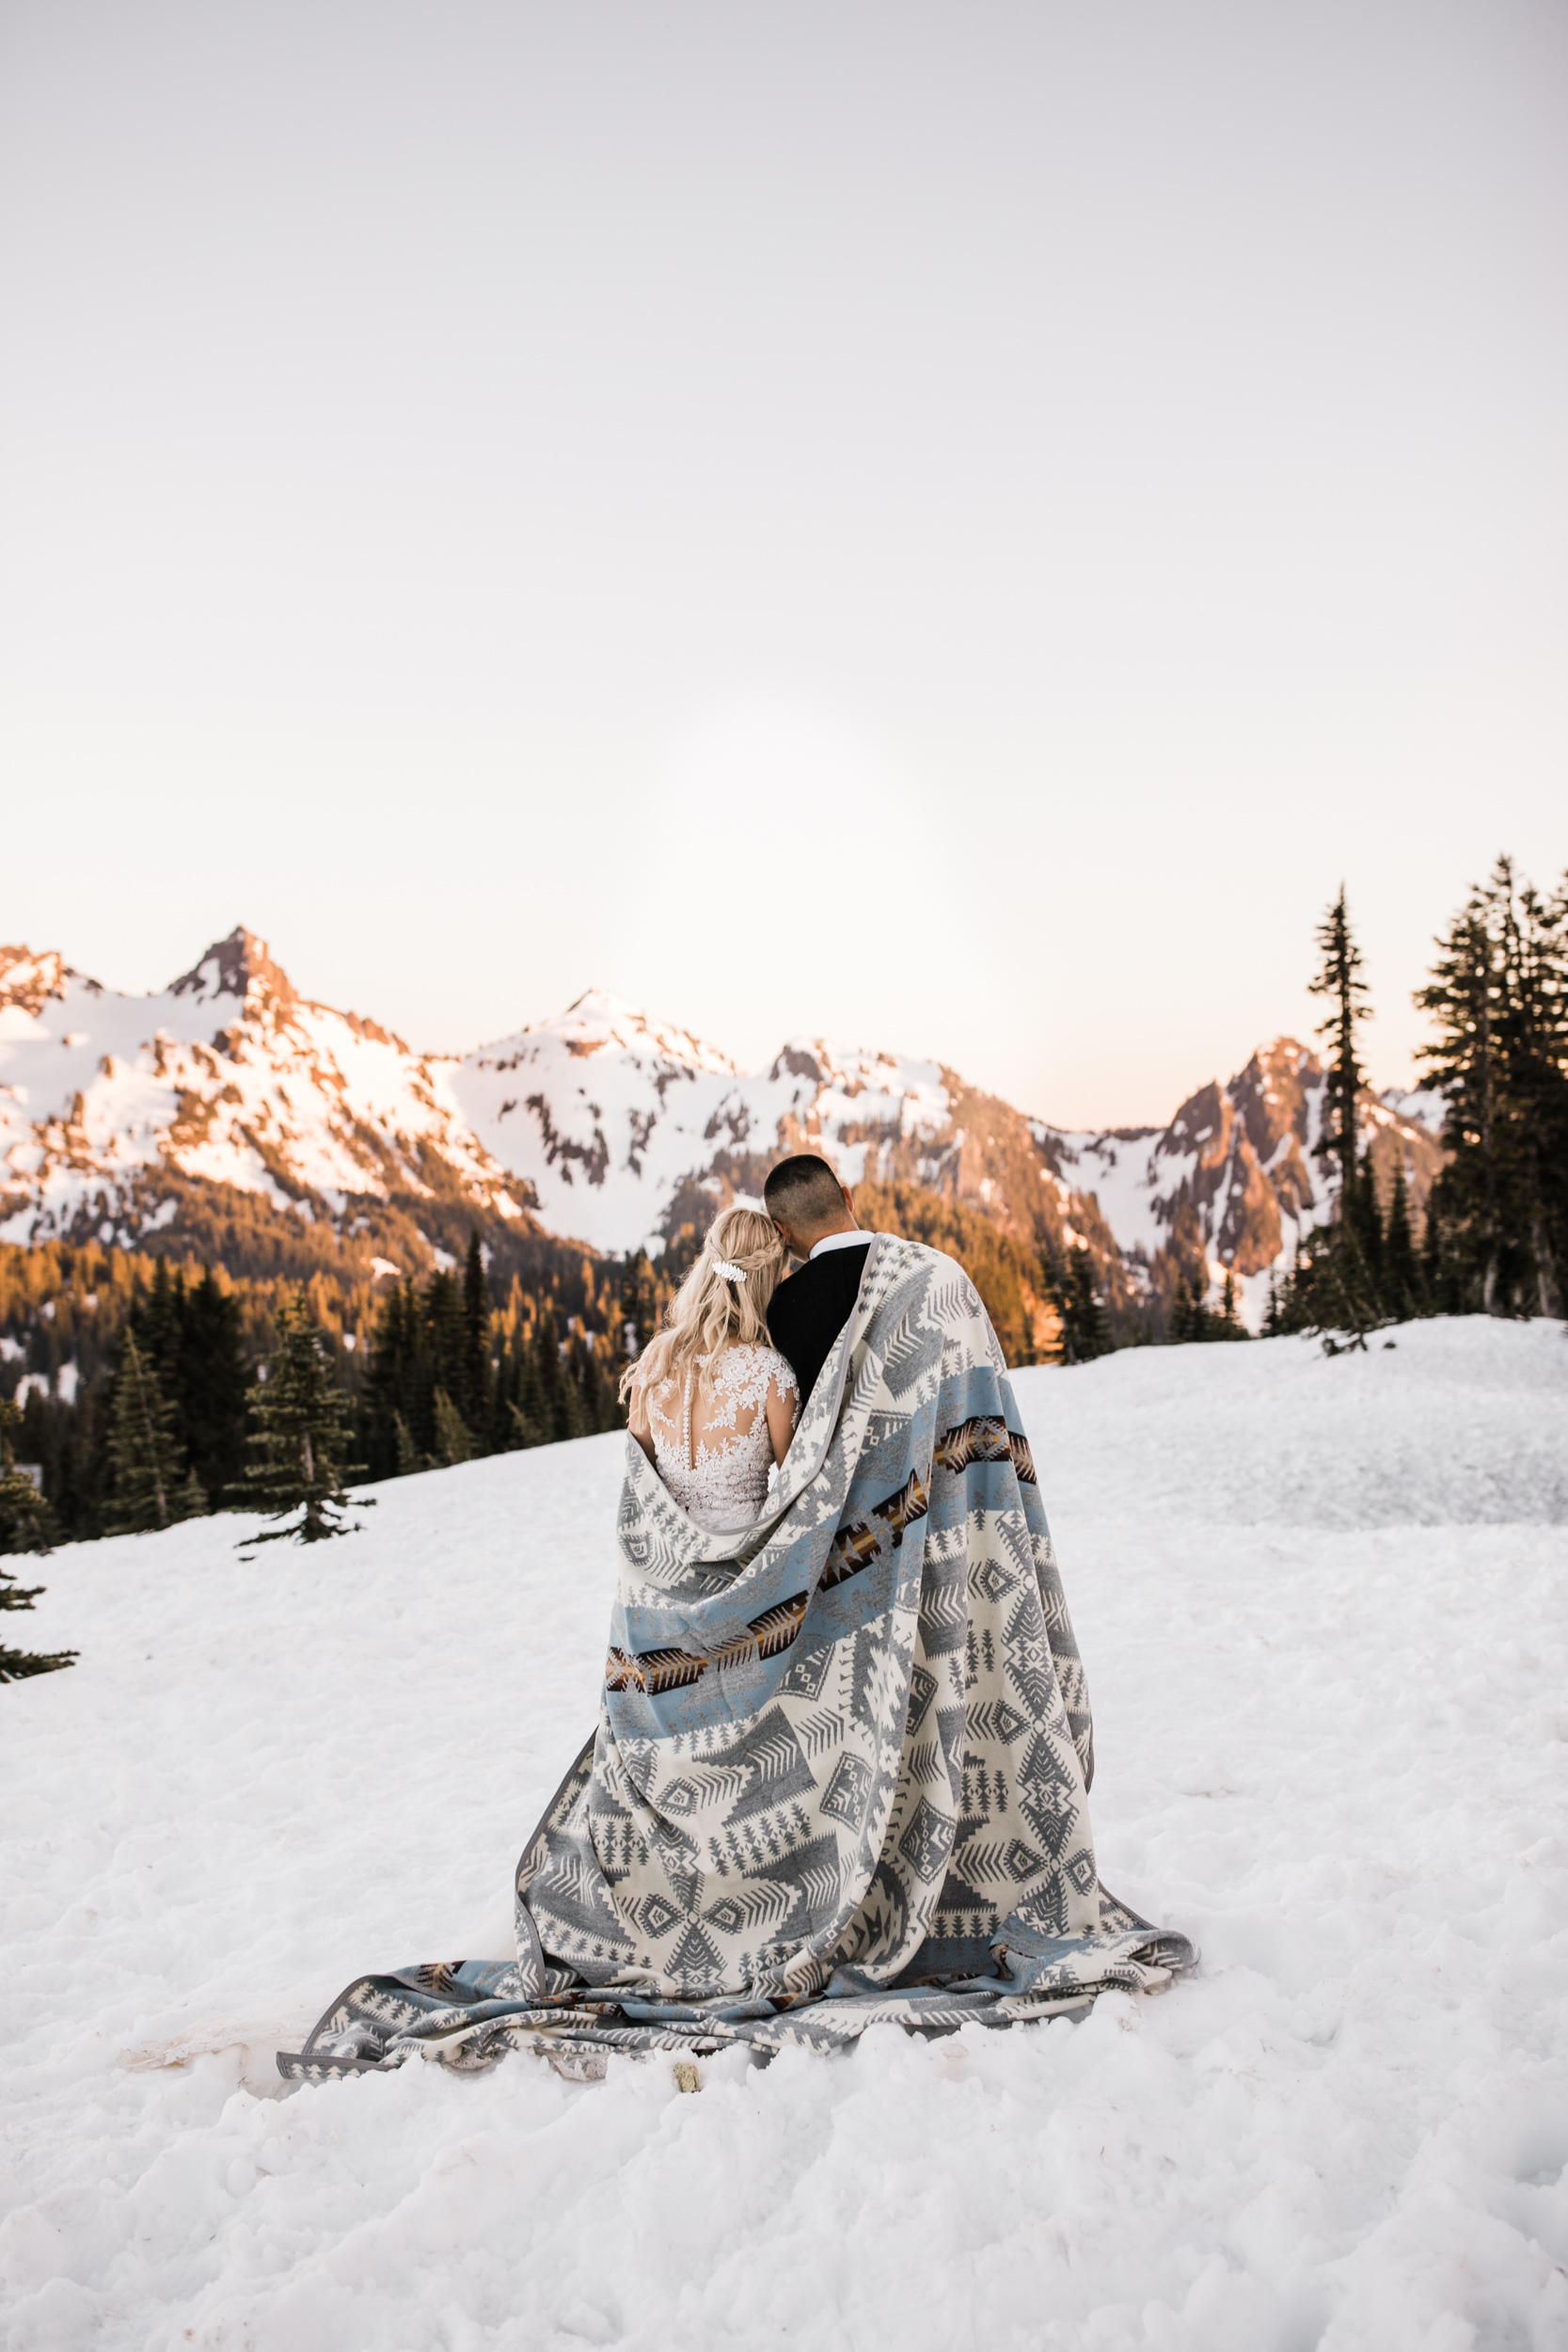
[0,929,1447,1327]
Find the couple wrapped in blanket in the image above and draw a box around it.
[280,1155,1194,2079]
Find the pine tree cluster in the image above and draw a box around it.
[102,1263,249,1534]
[1270,857,1566,1346]
[1041,1248,1114,1363]
[240,1293,370,1547]
[1416,859,1568,1318]
[358,1232,628,1478]
[1167,1268,1250,1343]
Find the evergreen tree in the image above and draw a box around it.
[104,1330,207,1535]
[1382,1159,1422,1323]
[0,1399,74,1680]
[1279,1202,1384,1351]
[1216,1271,1250,1339]
[1045,1248,1112,1364]
[237,1293,370,1547]
[1167,1272,1209,1343]
[461,1230,490,1432]
[1417,859,1568,1316]
[430,1387,473,1466]
[137,1257,183,1388]
[422,1270,467,1427]
[504,1329,549,1448]
[1308,885,1372,1203]
[1278,892,1390,1350]
[362,1279,421,1478]
[176,1267,250,1502]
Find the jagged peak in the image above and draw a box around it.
[169,927,298,1015]
[0,946,81,1013]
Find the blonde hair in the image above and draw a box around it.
[620,1204,786,1407]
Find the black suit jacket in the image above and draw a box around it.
[767,1241,872,1411]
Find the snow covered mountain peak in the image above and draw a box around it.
[167,926,298,1019]
[0,930,520,1254]
[523,989,739,1078]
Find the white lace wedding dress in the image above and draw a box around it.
[645,1343,800,1533]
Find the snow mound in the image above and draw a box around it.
[3,1319,1566,2348]
[1014,1313,1568,1531]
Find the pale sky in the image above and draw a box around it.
[2,0,1563,1128]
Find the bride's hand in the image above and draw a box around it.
[627,1379,656,1463]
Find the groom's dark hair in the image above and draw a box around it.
[764,1153,847,1230]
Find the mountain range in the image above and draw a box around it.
[0,928,1447,1330]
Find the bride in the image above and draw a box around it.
[621,1204,799,1533]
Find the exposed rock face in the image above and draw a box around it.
[1049,1038,1446,1317]
[0,940,1448,1327]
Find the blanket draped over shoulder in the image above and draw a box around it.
[279,1237,1194,2080]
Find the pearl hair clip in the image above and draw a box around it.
[711,1256,748,1282]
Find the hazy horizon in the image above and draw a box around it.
[2,0,1563,1126]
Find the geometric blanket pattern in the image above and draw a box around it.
[279,1236,1195,2080]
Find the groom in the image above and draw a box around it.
[763,1153,871,1406]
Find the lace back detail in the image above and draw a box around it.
[647,1343,799,1533]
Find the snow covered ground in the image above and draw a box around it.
[4,1316,1566,2350]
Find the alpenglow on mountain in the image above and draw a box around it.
[0,929,1445,1327]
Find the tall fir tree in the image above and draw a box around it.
[1307,885,1373,1205]
[1277,891,1388,1349]
[104,1330,207,1535]
[238,1293,370,1547]
[1417,858,1568,1316]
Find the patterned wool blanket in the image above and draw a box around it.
[279,1236,1194,2081]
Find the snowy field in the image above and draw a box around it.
[4,1317,1567,2351]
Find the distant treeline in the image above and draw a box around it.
[0,1232,661,1549]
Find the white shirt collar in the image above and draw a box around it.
[808,1229,866,1262]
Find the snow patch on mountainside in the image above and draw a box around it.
[451,991,958,1254]
[1381,1085,1448,1137]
